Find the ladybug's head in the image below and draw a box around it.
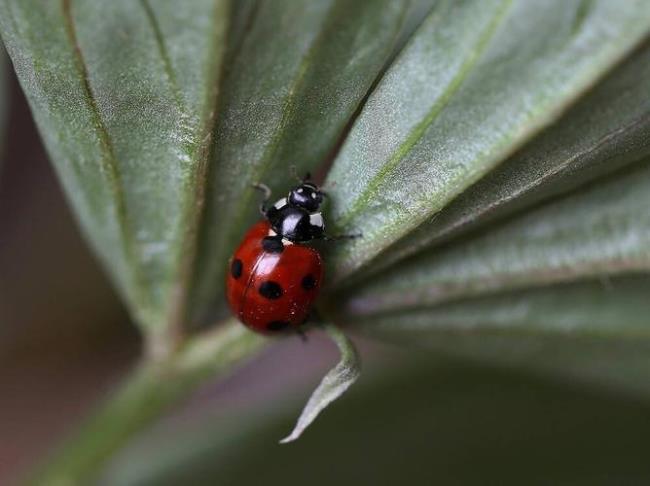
[288,181,324,213]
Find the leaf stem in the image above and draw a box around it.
[29,321,266,486]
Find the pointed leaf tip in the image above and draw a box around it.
[280,324,361,444]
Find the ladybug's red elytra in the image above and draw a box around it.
[226,175,352,335]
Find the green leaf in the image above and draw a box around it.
[0,0,432,337]
[324,0,650,285]
[280,323,360,444]
[357,275,650,339]
[355,39,650,281]
[0,0,231,341]
[351,275,650,394]
[340,161,650,316]
[4,1,650,483]
[187,0,432,328]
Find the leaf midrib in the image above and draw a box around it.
[61,0,153,324]
[140,0,184,110]
[157,0,231,349]
[348,253,650,317]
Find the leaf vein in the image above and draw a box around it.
[61,0,151,323]
[335,0,515,228]
[161,0,231,345]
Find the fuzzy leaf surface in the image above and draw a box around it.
[342,162,650,315]
[325,0,650,284]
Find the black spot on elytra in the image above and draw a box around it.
[230,259,243,279]
[262,236,284,253]
[267,320,290,331]
[301,274,316,290]
[258,281,283,300]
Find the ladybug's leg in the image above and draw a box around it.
[294,310,323,342]
[252,183,272,215]
[296,327,308,343]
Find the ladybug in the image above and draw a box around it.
[226,174,350,335]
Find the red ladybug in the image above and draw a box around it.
[227,176,338,335]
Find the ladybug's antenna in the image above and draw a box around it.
[289,165,303,183]
[289,165,313,183]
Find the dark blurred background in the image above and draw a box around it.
[0,65,141,482]
[3,63,650,486]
